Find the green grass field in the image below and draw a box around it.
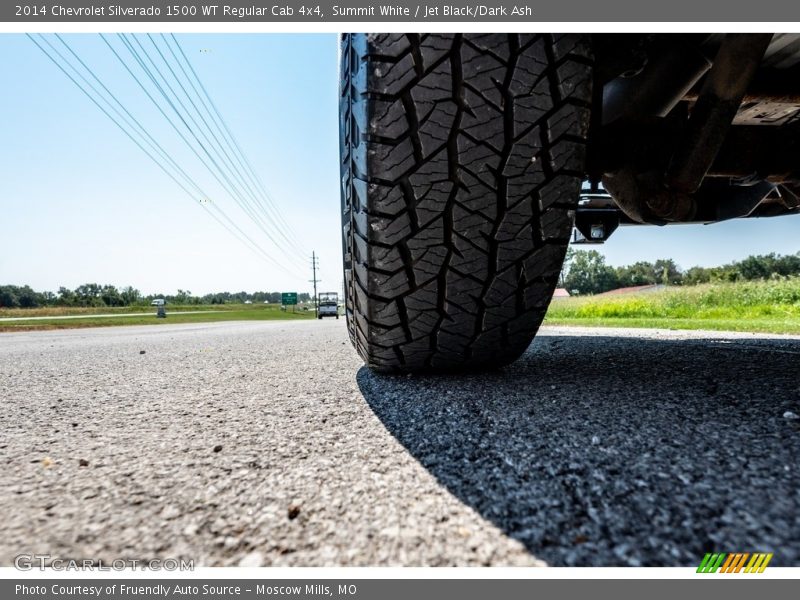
[545,278,800,334]
[0,303,316,332]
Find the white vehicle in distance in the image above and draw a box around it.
[318,292,339,320]
[150,299,165,306]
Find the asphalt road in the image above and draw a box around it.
[1,320,798,567]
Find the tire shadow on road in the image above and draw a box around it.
[355,333,800,567]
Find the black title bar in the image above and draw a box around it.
[4,579,798,600]
[4,1,800,22]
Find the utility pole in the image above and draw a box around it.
[310,251,321,318]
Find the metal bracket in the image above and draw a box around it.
[573,208,621,244]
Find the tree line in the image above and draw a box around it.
[562,250,800,296]
[0,284,312,309]
[4,250,799,307]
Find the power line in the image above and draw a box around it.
[159,34,307,258]
[52,34,206,200]
[119,33,306,271]
[129,36,306,266]
[141,34,295,259]
[167,34,307,256]
[50,35,295,278]
[28,34,301,280]
[109,33,305,275]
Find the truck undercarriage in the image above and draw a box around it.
[582,34,800,241]
[339,33,800,372]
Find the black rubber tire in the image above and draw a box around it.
[340,34,592,372]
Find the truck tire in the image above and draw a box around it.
[340,34,592,372]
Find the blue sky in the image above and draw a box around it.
[0,33,340,296]
[1,33,798,296]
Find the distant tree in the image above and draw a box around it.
[0,286,19,308]
[563,250,619,295]
[776,252,800,276]
[737,254,775,280]
[616,261,658,287]
[120,286,141,306]
[678,252,800,284]
[560,247,575,287]
[17,285,40,308]
[75,283,103,306]
[653,259,683,285]
[683,266,711,285]
[734,252,800,280]
[57,286,76,306]
[201,292,227,304]
[0,285,43,308]
[101,285,123,307]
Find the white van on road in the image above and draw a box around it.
[318,292,339,319]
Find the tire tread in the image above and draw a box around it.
[341,34,592,372]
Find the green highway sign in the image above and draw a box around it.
[281,292,298,306]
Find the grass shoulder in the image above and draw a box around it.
[0,303,315,332]
[545,278,800,335]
